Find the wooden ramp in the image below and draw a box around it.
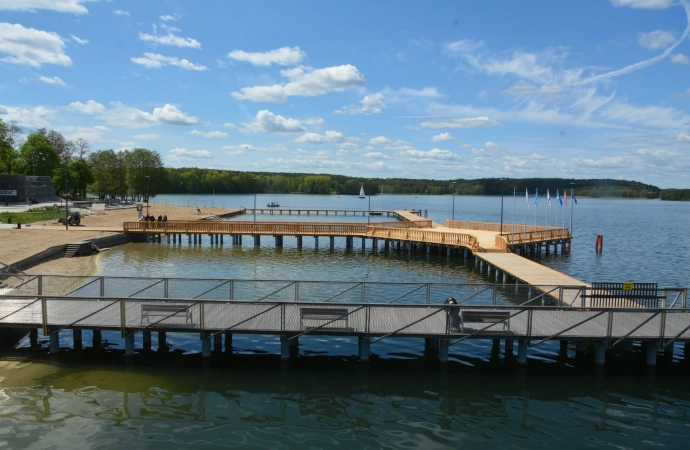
[476,253,589,306]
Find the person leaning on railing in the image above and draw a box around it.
[444,297,460,332]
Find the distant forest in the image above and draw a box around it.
[659,189,690,201]
[166,167,662,199]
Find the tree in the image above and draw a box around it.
[46,130,74,164]
[69,158,95,198]
[0,118,19,173]
[19,134,58,176]
[125,148,167,201]
[74,138,90,158]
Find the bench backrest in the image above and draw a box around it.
[590,282,659,307]
[463,311,510,322]
[301,308,348,317]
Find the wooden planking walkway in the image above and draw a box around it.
[475,253,589,306]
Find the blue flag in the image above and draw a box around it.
[556,189,563,206]
[571,190,578,205]
[535,188,539,207]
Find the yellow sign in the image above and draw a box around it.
[622,282,634,291]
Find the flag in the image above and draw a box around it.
[556,189,563,206]
[525,188,529,208]
[547,189,552,207]
[564,194,568,206]
[572,190,578,205]
[535,188,539,207]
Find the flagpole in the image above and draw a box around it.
[524,188,527,242]
[511,187,515,248]
[570,187,575,236]
[534,188,538,229]
[546,188,549,228]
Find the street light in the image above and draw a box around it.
[451,181,456,221]
[145,175,151,216]
[64,161,70,231]
[499,178,505,236]
[367,179,372,224]
[253,177,258,222]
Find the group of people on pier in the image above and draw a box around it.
[140,214,167,222]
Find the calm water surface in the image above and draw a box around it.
[2,194,689,449]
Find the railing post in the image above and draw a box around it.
[119,299,126,338]
[164,278,169,299]
[100,276,105,297]
[683,288,687,309]
[606,310,613,348]
[41,296,48,336]
[662,289,667,309]
[659,309,666,347]
[492,286,497,305]
[229,280,234,301]
[200,302,205,337]
[295,281,299,302]
[526,308,533,337]
[361,283,365,304]
[281,303,285,333]
[426,284,430,304]
[38,275,43,296]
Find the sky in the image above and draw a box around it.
[0,0,689,188]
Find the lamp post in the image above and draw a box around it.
[64,161,70,230]
[367,179,372,224]
[253,177,258,222]
[145,175,151,216]
[451,181,456,221]
[499,178,505,235]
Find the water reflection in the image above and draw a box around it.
[1,364,689,449]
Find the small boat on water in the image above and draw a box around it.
[358,186,366,199]
[267,201,280,207]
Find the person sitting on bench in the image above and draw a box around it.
[444,297,460,332]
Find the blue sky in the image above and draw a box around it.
[0,0,689,187]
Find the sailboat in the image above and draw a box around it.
[358,185,366,199]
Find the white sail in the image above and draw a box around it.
[358,185,365,198]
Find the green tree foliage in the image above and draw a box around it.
[659,189,690,201]
[0,118,19,173]
[125,148,168,201]
[19,134,58,176]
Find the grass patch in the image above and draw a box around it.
[0,207,65,225]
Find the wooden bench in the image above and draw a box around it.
[141,303,193,324]
[460,310,510,333]
[300,307,349,331]
[584,282,662,308]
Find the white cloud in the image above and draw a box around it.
[0,104,54,128]
[232,64,365,102]
[325,130,345,143]
[160,14,181,21]
[610,0,673,9]
[68,99,106,114]
[369,136,392,145]
[671,53,690,64]
[39,76,65,85]
[227,46,305,66]
[223,144,253,156]
[485,141,498,149]
[223,122,237,129]
[139,30,201,49]
[131,52,207,71]
[169,148,213,160]
[60,125,110,141]
[638,30,676,50]
[401,148,462,161]
[295,132,325,144]
[241,110,305,133]
[335,93,386,115]
[70,34,89,45]
[113,10,130,16]
[678,133,690,142]
[431,132,454,142]
[68,100,200,128]
[132,133,159,140]
[0,23,71,67]
[151,104,200,125]
[599,101,690,129]
[188,130,228,138]
[0,106,6,114]
[0,0,91,14]
[420,117,502,128]
[364,152,391,159]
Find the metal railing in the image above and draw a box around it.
[0,275,685,309]
[2,295,689,349]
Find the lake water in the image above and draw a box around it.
[2,194,689,449]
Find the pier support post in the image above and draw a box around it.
[73,329,82,350]
[517,339,528,365]
[646,343,657,367]
[253,235,260,246]
[167,234,170,244]
[225,333,232,352]
[201,337,212,359]
[345,236,352,248]
[193,234,197,244]
[220,235,223,245]
[447,246,451,256]
[296,236,302,248]
[274,235,283,247]
[143,331,151,352]
[595,342,606,366]
[439,339,449,364]
[372,238,377,250]
[330,236,335,249]
[385,240,390,251]
[214,334,223,353]
[359,336,370,362]
[125,334,135,356]
[92,330,102,349]
[50,332,59,354]
[426,244,431,254]
[29,328,38,347]
[362,237,366,249]
[280,336,290,361]
[314,236,319,248]
[158,332,167,352]
[624,340,633,353]
[505,339,514,357]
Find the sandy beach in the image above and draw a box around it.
[0,204,241,275]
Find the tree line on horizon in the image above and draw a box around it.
[0,117,671,201]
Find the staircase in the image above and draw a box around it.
[65,242,100,258]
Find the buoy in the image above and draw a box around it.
[595,234,603,253]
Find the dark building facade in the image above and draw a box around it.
[0,174,56,204]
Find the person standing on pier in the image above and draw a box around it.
[445,297,460,332]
